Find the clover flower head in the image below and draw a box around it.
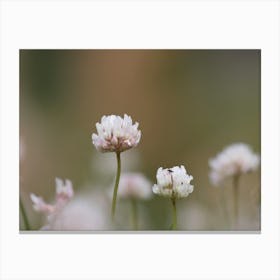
[209,143,260,186]
[42,194,110,231]
[30,178,74,216]
[152,166,194,199]
[55,178,74,205]
[92,114,141,153]
[30,194,56,214]
[117,173,152,200]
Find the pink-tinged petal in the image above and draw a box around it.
[30,193,55,213]
[55,178,74,203]
[30,178,75,229]
[91,114,141,153]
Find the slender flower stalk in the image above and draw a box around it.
[111,152,121,221]
[92,114,141,222]
[232,174,240,229]
[153,166,194,231]
[171,198,177,230]
[20,195,30,230]
[131,199,138,230]
[220,187,230,229]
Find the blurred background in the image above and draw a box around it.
[20,50,260,231]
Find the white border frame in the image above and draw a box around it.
[1,1,279,279]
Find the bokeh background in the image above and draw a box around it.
[20,50,260,231]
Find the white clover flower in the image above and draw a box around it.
[152,166,194,199]
[30,178,74,215]
[117,173,152,200]
[209,143,260,186]
[92,114,141,153]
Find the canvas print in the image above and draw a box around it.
[20,50,260,231]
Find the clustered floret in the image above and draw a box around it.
[92,114,141,153]
[152,166,194,199]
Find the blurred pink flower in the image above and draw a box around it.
[42,194,110,231]
[30,194,56,213]
[30,178,74,225]
[55,178,74,207]
[117,173,152,200]
[92,114,141,153]
[209,143,260,186]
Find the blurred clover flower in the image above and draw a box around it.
[209,143,260,186]
[92,114,141,221]
[30,178,74,229]
[153,166,194,230]
[117,173,152,230]
[118,173,152,200]
[209,143,260,229]
[41,193,110,231]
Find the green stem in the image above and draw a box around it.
[111,152,121,221]
[131,199,138,230]
[171,198,177,230]
[220,186,230,230]
[233,175,240,230]
[20,195,30,230]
